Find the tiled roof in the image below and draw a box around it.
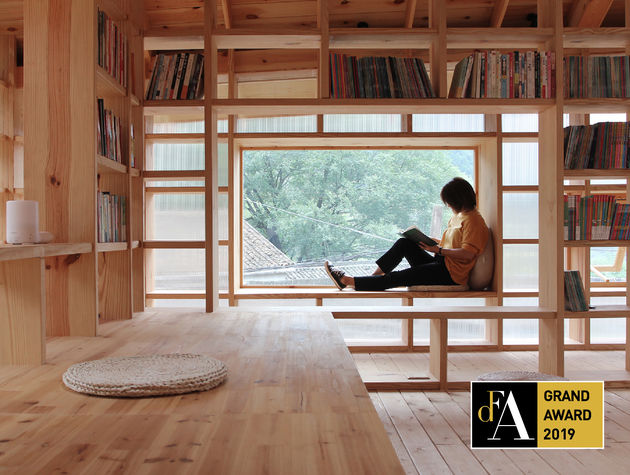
[243,221,294,270]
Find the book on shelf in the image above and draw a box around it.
[97,192,127,243]
[564,270,588,312]
[563,194,630,240]
[329,53,435,99]
[564,55,630,98]
[448,50,555,99]
[97,8,127,88]
[145,52,205,101]
[564,122,630,169]
[97,98,124,164]
[399,226,438,246]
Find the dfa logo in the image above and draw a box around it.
[471,382,538,448]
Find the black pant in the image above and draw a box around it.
[353,238,456,291]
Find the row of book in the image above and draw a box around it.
[564,55,630,98]
[564,122,630,169]
[329,53,435,99]
[564,270,588,312]
[564,194,630,240]
[98,192,127,243]
[449,50,556,99]
[97,9,127,88]
[145,52,205,101]
[97,99,123,164]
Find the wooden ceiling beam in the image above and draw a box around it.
[568,0,614,27]
[404,0,417,28]
[490,0,510,27]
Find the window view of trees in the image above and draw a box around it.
[243,149,474,286]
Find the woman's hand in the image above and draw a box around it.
[418,242,440,254]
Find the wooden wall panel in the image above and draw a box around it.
[0,35,15,244]
[0,257,45,364]
[98,250,132,320]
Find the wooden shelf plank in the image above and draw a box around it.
[331,306,556,319]
[96,65,126,97]
[0,243,92,262]
[131,241,141,249]
[97,0,126,22]
[145,133,205,143]
[97,154,127,174]
[143,100,205,115]
[564,98,630,113]
[213,29,321,49]
[229,287,497,299]
[562,305,630,318]
[130,167,141,177]
[564,168,630,178]
[143,241,204,249]
[144,35,204,51]
[211,98,555,115]
[143,170,205,180]
[329,28,437,49]
[563,27,630,48]
[146,291,205,299]
[96,242,128,252]
[130,93,140,106]
[564,240,630,247]
[447,27,554,48]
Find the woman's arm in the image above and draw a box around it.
[419,242,476,263]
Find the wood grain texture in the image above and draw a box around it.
[0,257,45,364]
[0,308,404,474]
[0,35,15,244]
[98,249,132,321]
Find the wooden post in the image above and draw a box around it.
[0,35,15,244]
[24,0,97,336]
[429,318,447,390]
[205,0,220,312]
[429,0,447,97]
[317,0,329,99]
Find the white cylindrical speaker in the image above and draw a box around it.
[6,200,40,244]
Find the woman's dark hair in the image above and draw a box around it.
[440,177,476,212]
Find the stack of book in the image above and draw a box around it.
[145,52,205,100]
[564,122,630,169]
[329,53,435,99]
[563,194,627,240]
[98,192,127,243]
[97,9,127,88]
[564,55,630,98]
[448,50,556,99]
[564,270,588,312]
[96,99,123,164]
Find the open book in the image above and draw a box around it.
[399,226,438,246]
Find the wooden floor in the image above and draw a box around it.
[371,389,630,475]
[0,309,403,475]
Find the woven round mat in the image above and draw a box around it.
[62,353,228,397]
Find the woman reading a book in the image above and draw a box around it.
[325,177,489,291]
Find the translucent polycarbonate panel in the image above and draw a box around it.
[150,249,205,291]
[502,142,538,185]
[147,193,204,240]
[503,319,539,344]
[146,180,204,187]
[503,244,538,291]
[591,318,626,343]
[412,114,485,132]
[413,319,430,344]
[563,114,570,127]
[236,115,317,133]
[590,247,626,283]
[149,299,205,308]
[217,120,228,133]
[148,143,204,170]
[448,319,486,342]
[237,299,315,307]
[501,114,538,132]
[218,193,228,241]
[150,116,204,133]
[218,142,228,187]
[335,319,403,342]
[323,114,402,132]
[503,192,539,239]
[590,113,626,124]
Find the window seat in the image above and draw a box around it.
[221,287,496,300]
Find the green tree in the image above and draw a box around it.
[243,149,472,262]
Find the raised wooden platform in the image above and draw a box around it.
[0,309,404,474]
